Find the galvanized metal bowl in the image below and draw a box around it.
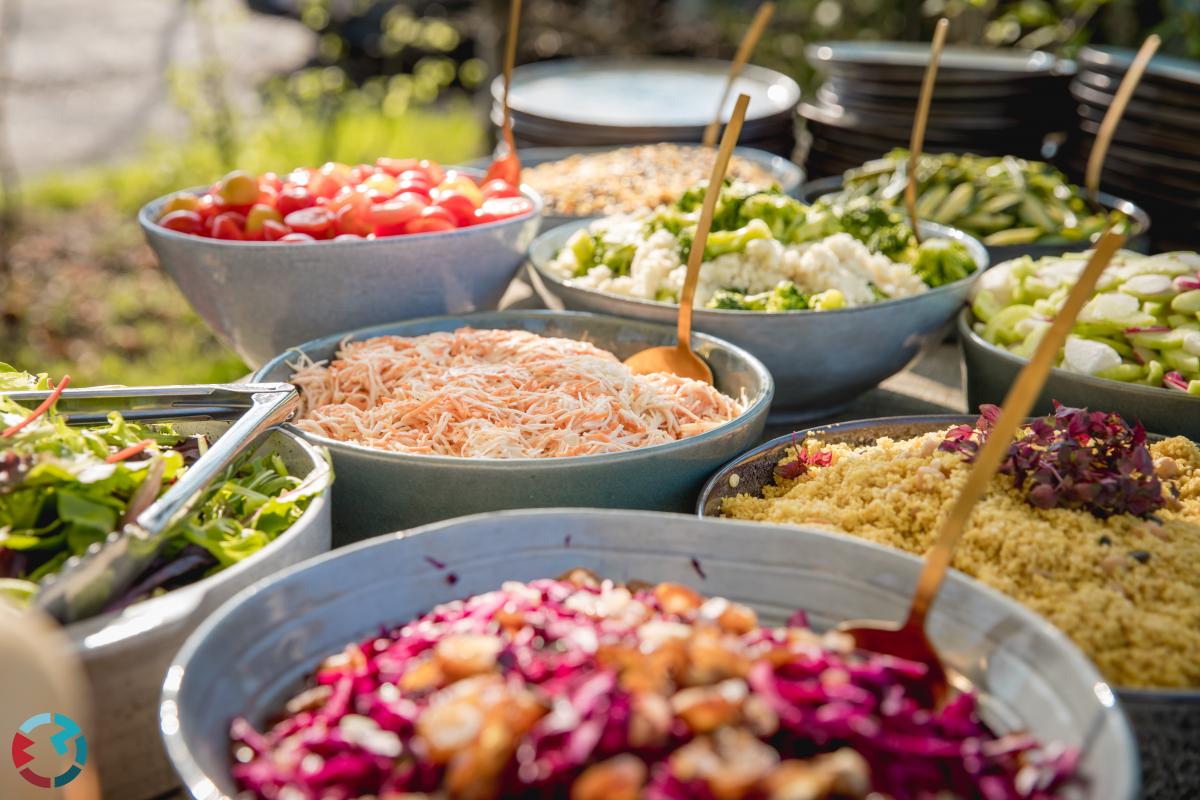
[958,309,1200,440]
[528,220,988,421]
[466,145,804,232]
[252,310,772,544]
[160,508,1139,800]
[68,423,332,800]
[800,174,1152,263]
[138,175,543,368]
[698,416,1197,798]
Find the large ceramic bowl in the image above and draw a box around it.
[801,174,1152,263]
[69,423,332,800]
[253,310,772,543]
[467,145,804,231]
[528,220,987,420]
[698,416,1196,798]
[958,309,1200,440]
[139,174,543,368]
[160,508,1138,800]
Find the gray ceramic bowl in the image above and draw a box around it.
[69,423,332,800]
[800,174,1152,263]
[160,508,1138,800]
[528,220,988,421]
[698,416,1195,798]
[139,173,543,368]
[252,310,772,544]
[958,309,1200,440]
[466,145,804,232]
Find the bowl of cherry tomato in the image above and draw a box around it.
[139,158,542,366]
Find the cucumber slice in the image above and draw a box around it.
[983,305,1037,345]
[1128,329,1185,350]
[1095,363,1145,382]
[1162,348,1200,374]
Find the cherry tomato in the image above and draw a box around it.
[362,173,397,196]
[397,170,432,190]
[480,179,520,200]
[159,209,204,235]
[217,170,260,207]
[245,203,284,237]
[329,185,372,216]
[161,193,200,215]
[376,157,421,176]
[484,154,520,186]
[419,159,445,184]
[261,219,291,241]
[334,204,373,237]
[335,233,364,241]
[478,195,534,222]
[286,168,312,187]
[259,172,283,193]
[432,174,483,207]
[404,205,456,234]
[394,181,431,200]
[367,197,424,229]
[284,206,335,239]
[280,232,316,242]
[210,212,246,240]
[196,193,218,220]
[432,192,477,227]
[256,185,279,208]
[277,185,316,216]
[308,172,345,200]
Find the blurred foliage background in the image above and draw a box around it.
[1,0,1194,385]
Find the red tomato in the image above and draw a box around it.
[308,172,345,200]
[277,185,316,216]
[159,210,204,235]
[335,233,364,241]
[394,180,431,200]
[284,206,335,239]
[256,185,279,208]
[484,154,520,186]
[367,197,424,229]
[474,195,534,224]
[196,194,218,220]
[376,157,421,177]
[329,185,372,215]
[404,205,457,234]
[245,203,284,237]
[350,163,378,183]
[419,159,446,184]
[397,170,432,188]
[210,212,245,240]
[280,232,316,242]
[432,192,477,227]
[481,179,520,200]
[260,172,283,193]
[334,204,372,237]
[262,219,291,241]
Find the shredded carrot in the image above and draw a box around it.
[105,438,157,464]
[2,375,70,437]
[289,328,743,458]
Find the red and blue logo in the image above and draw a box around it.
[11,713,87,788]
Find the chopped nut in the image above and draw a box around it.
[728,473,741,488]
[743,693,780,737]
[628,691,673,748]
[700,596,759,634]
[434,634,503,681]
[284,684,332,715]
[671,678,748,733]
[672,728,780,800]
[686,625,751,684]
[558,567,601,589]
[1154,456,1180,479]
[417,700,483,763]
[655,582,704,616]
[401,657,446,693]
[570,754,647,800]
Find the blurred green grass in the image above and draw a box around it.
[7,97,484,387]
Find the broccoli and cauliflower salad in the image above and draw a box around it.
[546,182,979,312]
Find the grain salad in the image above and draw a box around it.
[520,143,779,217]
[719,408,1200,689]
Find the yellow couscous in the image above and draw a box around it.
[721,427,1200,689]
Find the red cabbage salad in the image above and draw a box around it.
[230,571,1079,799]
[0,367,329,614]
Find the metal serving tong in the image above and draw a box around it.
[8,383,299,623]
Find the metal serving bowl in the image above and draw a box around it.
[958,309,1200,440]
[698,416,1196,798]
[139,174,543,368]
[801,174,1152,263]
[466,145,804,232]
[252,310,772,544]
[527,220,987,421]
[68,423,332,800]
[160,508,1138,800]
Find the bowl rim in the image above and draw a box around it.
[527,218,989,319]
[137,166,545,249]
[798,174,1153,241]
[250,309,774,466]
[159,507,1141,800]
[958,308,1200,405]
[62,426,332,650]
[696,412,1199,699]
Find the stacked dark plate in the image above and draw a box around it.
[1060,47,1200,250]
[490,57,801,157]
[800,42,1073,178]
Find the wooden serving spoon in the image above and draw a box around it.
[1086,35,1161,207]
[485,0,523,186]
[905,17,949,245]
[701,2,775,148]
[838,227,1127,703]
[624,93,751,384]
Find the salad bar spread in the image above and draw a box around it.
[720,407,1200,689]
[229,572,1079,799]
[547,183,977,311]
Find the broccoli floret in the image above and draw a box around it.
[706,288,752,310]
[912,238,977,288]
[566,229,599,276]
[704,219,773,259]
[654,288,679,304]
[601,243,637,276]
[808,289,846,311]
[766,282,809,311]
[738,192,805,239]
[834,199,915,261]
